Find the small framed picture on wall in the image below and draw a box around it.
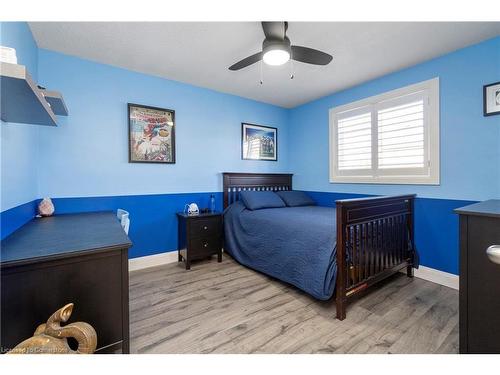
[241,123,277,161]
[483,81,500,117]
[128,103,176,163]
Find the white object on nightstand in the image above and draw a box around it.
[185,203,199,216]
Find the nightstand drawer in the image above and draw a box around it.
[189,217,221,238]
[177,211,223,270]
[190,236,222,256]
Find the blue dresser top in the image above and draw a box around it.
[455,199,500,218]
[1,211,132,267]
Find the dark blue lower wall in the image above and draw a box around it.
[50,192,223,259]
[305,191,475,275]
[1,192,222,259]
[413,197,475,275]
[1,191,474,274]
[0,200,38,240]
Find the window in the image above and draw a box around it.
[329,78,439,184]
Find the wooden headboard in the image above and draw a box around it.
[222,173,293,208]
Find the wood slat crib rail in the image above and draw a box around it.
[335,194,415,320]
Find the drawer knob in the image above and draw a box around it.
[203,226,208,230]
[204,242,208,248]
[486,245,500,265]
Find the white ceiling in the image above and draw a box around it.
[29,22,500,108]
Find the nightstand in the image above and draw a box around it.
[176,212,223,270]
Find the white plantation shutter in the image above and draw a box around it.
[377,95,426,172]
[337,111,372,171]
[330,78,439,184]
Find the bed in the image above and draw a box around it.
[222,172,416,320]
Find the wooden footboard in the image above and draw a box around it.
[335,194,416,320]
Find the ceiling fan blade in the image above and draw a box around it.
[291,45,333,65]
[261,22,287,40]
[228,52,263,71]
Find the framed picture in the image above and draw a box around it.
[128,103,175,163]
[241,123,277,161]
[484,81,500,117]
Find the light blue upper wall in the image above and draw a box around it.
[36,49,289,198]
[0,22,40,212]
[2,24,499,210]
[289,37,500,201]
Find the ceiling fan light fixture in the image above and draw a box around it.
[228,22,332,71]
[262,37,291,66]
[263,49,290,66]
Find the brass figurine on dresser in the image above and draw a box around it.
[8,303,97,354]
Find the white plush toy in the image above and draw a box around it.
[38,197,55,217]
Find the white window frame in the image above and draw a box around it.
[329,78,440,185]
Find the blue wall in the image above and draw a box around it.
[49,192,223,259]
[26,48,289,257]
[0,22,40,238]
[36,49,289,199]
[289,37,500,201]
[289,37,500,274]
[2,22,499,273]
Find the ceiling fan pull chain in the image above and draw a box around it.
[260,61,264,85]
[290,59,295,80]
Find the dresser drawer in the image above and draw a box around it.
[457,200,500,354]
[465,215,500,353]
[189,217,221,238]
[189,236,222,258]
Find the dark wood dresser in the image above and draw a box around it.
[0,212,132,354]
[456,200,500,354]
[176,212,222,270]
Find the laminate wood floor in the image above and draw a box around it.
[129,255,459,354]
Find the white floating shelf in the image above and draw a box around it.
[41,89,68,116]
[0,62,68,126]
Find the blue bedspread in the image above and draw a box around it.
[224,201,337,300]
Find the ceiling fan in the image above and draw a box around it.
[229,21,333,71]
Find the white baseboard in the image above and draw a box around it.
[129,251,178,272]
[129,252,459,290]
[404,265,459,290]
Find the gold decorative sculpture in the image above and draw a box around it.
[7,303,97,354]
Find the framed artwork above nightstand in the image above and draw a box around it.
[241,123,277,161]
